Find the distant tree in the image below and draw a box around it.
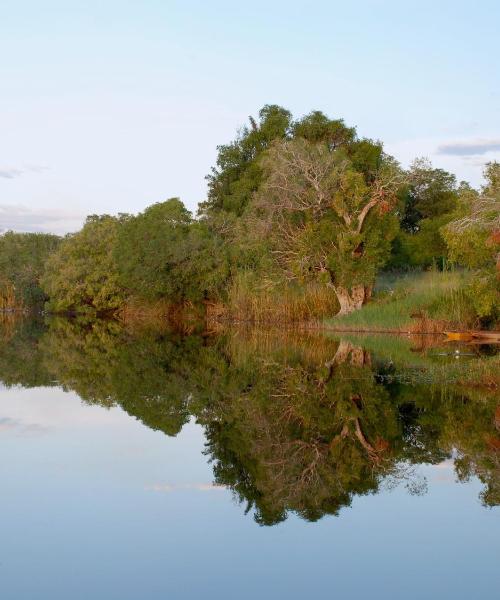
[251,138,402,313]
[0,231,61,308]
[389,213,454,270]
[443,162,500,319]
[389,159,460,269]
[41,215,126,314]
[401,158,459,232]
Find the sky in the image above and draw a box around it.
[1,0,499,234]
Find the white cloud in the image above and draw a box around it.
[0,416,48,436]
[0,165,49,179]
[0,168,24,179]
[385,135,500,187]
[437,139,500,156]
[0,203,85,234]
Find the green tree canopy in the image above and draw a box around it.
[388,159,461,269]
[0,231,61,307]
[41,214,126,314]
[401,158,459,232]
[200,105,293,217]
[115,198,229,303]
[443,162,500,318]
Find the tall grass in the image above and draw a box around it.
[325,270,476,332]
[0,311,20,342]
[0,280,22,311]
[227,272,339,323]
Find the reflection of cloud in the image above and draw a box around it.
[0,204,84,234]
[0,168,24,179]
[431,459,455,483]
[437,139,500,156]
[0,416,48,436]
[146,483,227,493]
[0,165,49,179]
[433,460,454,469]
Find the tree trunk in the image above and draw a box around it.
[334,284,368,315]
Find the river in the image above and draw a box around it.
[0,317,498,599]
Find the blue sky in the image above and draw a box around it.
[1,0,499,233]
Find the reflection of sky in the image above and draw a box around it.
[1,386,498,600]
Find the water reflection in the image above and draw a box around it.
[0,317,498,523]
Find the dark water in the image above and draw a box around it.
[1,318,499,599]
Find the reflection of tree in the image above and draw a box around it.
[0,317,52,388]
[0,319,498,522]
[384,364,500,507]
[200,332,500,523]
[39,318,197,436]
[430,394,500,507]
[200,338,407,524]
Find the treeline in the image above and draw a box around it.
[1,105,498,321]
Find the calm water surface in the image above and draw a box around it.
[1,318,499,599]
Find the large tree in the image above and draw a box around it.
[201,106,398,316]
[252,138,402,313]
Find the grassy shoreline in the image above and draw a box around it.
[324,270,490,334]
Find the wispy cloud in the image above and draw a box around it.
[0,165,49,179]
[437,139,500,156]
[146,483,227,493]
[0,204,84,234]
[0,168,24,179]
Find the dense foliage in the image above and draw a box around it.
[42,214,126,314]
[443,162,500,319]
[199,109,403,313]
[251,139,401,313]
[115,198,228,304]
[389,159,461,269]
[0,231,61,308]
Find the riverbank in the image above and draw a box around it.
[3,270,498,336]
[324,270,495,334]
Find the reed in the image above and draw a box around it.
[0,280,22,312]
[0,311,20,343]
[227,272,339,324]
